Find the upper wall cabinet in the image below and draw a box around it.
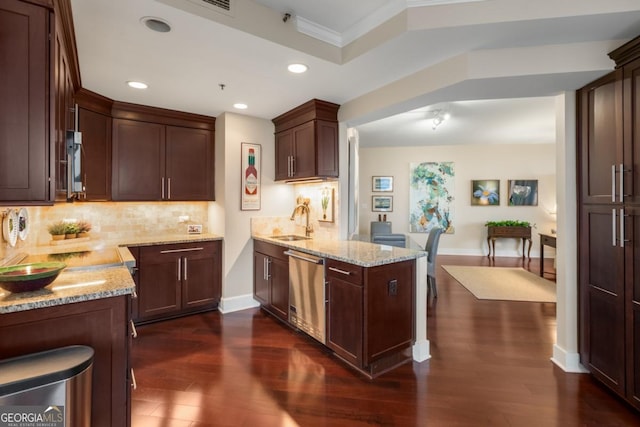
[272,99,340,182]
[0,1,52,204]
[111,102,215,201]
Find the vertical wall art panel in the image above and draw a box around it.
[409,162,455,233]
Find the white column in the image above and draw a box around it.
[413,255,430,361]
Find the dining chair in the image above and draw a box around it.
[425,227,443,297]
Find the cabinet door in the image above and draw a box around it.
[254,252,269,305]
[137,248,181,320]
[112,119,165,200]
[626,207,640,409]
[623,57,640,204]
[270,257,289,320]
[579,204,625,396]
[0,2,50,203]
[79,108,111,200]
[326,276,363,366]
[275,129,293,180]
[166,126,214,201]
[578,71,623,204]
[182,242,221,309]
[291,121,315,179]
[316,120,339,178]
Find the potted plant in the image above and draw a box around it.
[64,222,80,239]
[47,221,67,241]
[76,220,92,238]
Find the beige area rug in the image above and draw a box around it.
[442,265,556,303]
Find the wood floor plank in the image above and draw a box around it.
[131,255,640,426]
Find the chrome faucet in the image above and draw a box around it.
[290,202,313,237]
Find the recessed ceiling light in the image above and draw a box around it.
[233,103,248,110]
[288,63,308,74]
[140,16,171,33]
[127,81,148,89]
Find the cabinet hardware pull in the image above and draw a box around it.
[291,156,295,176]
[177,258,181,281]
[328,266,351,275]
[266,258,271,280]
[160,247,204,254]
[131,369,137,390]
[288,156,293,177]
[183,258,188,281]
[284,250,324,264]
[130,320,138,338]
[619,164,624,203]
[162,177,165,199]
[168,177,172,200]
[611,165,616,202]
[612,209,617,247]
[263,258,267,281]
[620,208,627,248]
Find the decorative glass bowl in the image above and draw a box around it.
[0,262,66,293]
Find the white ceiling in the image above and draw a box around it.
[69,0,640,147]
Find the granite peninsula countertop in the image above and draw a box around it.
[0,233,224,314]
[253,234,426,267]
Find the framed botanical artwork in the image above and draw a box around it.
[372,195,393,212]
[241,142,261,210]
[319,187,335,223]
[372,176,393,192]
[471,179,500,206]
[508,179,538,206]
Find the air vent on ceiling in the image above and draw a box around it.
[185,0,234,17]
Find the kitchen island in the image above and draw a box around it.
[253,234,429,377]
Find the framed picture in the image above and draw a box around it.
[241,142,261,210]
[471,179,500,206]
[319,187,335,223]
[372,195,393,212]
[372,176,393,192]
[508,179,538,206]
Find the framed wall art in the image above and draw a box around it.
[409,162,455,233]
[372,176,393,192]
[372,195,393,212]
[319,187,335,223]
[241,142,261,210]
[471,179,500,206]
[508,179,538,206]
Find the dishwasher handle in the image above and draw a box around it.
[283,250,324,265]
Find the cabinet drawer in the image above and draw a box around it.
[326,259,363,286]
[254,240,289,261]
[140,241,217,263]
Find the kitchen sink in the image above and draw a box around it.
[270,235,310,241]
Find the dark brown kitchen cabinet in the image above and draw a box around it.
[111,108,214,201]
[133,240,221,324]
[326,258,415,378]
[75,89,113,201]
[272,99,339,182]
[253,240,289,321]
[0,0,52,203]
[578,35,640,411]
[0,295,131,427]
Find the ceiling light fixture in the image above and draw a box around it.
[233,103,248,110]
[428,109,451,130]
[127,81,148,89]
[288,63,308,74]
[140,16,171,33]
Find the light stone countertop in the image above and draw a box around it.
[253,234,426,267]
[0,265,135,314]
[0,233,223,314]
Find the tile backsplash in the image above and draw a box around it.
[1,202,209,261]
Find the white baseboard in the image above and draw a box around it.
[412,339,431,362]
[219,293,260,314]
[550,344,589,373]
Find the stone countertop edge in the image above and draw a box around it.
[121,233,223,248]
[0,266,135,314]
[252,235,426,267]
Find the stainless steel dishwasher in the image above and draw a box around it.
[284,250,326,344]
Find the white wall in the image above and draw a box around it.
[358,143,557,256]
[213,112,295,309]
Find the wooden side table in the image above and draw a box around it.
[539,233,557,276]
[487,226,532,258]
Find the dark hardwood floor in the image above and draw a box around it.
[131,256,640,426]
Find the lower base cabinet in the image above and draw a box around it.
[132,240,222,324]
[0,296,132,427]
[253,240,416,378]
